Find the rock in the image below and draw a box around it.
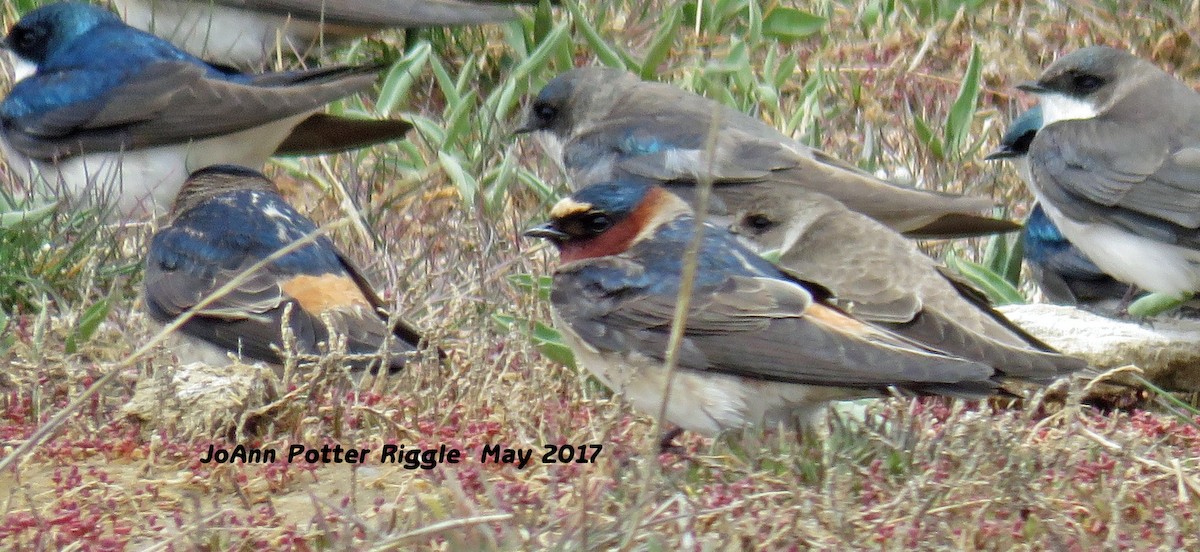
[998,304,1200,392]
[123,361,279,438]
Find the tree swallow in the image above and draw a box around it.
[1022,203,1132,308]
[0,2,411,219]
[524,181,1078,436]
[1016,46,1200,299]
[111,0,525,69]
[985,106,1133,308]
[144,165,431,373]
[517,67,1020,239]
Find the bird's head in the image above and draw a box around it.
[171,165,280,218]
[986,105,1043,161]
[525,181,691,262]
[1017,46,1153,126]
[515,67,637,137]
[3,2,118,67]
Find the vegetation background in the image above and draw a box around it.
[1,0,1198,549]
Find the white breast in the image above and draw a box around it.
[112,0,330,68]
[1036,199,1200,297]
[2,114,309,220]
[551,310,868,436]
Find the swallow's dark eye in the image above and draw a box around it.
[534,102,558,121]
[586,214,611,233]
[1071,73,1104,93]
[744,214,774,232]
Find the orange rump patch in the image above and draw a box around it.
[805,304,871,334]
[280,274,371,314]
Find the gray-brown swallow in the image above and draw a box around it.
[144,165,430,373]
[516,67,1019,239]
[524,181,1078,436]
[728,188,1087,380]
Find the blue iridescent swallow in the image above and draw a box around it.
[144,165,429,372]
[986,106,1134,308]
[0,2,410,219]
[525,182,1081,436]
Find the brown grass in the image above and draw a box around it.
[1,0,1198,549]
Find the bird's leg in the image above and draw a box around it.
[657,425,686,454]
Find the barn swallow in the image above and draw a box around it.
[111,0,525,69]
[0,2,411,219]
[984,106,1134,308]
[516,67,1019,238]
[727,188,1087,379]
[1016,46,1200,299]
[524,181,1078,436]
[144,165,428,373]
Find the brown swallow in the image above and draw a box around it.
[728,187,1087,380]
[517,67,1019,238]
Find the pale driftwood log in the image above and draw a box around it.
[998,304,1200,392]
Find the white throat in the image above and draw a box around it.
[1037,92,1099,125]
[6,52,37,83]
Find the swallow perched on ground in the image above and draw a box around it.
[0,2,411,219]
[1022,204,1132,308]
[984,106,1133,308]
[727,187,1087,378]
[111,0,525,69]
[524,181,1079,436]
[516,67,1019,238]
[1015,46,1200,299]
[144,165,427,373]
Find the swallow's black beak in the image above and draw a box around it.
[1016,80,1047,94]
[524,222,568,241]
[513,117,537,135]
[984,146,1018,161]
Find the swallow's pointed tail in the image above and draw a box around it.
[275,114,412,156]
[892,308,1089,384]
[901,213,1022,239]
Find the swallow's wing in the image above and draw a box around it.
[144,213,413,370]
[4,62,378,160]
[1030,121,1200,245]
[335,253,427,353]
[554,260,996,394]
[222,0,519,26]
[572,112,1013,237]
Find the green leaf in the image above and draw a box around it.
[911,112,943,159]
[0,201,57,229]
[565,1,627,70]
[945,252,1026,305]
[943,44,982,156]
[531,322,575,367]
[376,41,432,117]
[1128,292,1193,318]
[0,309,12,354]
[762,7,825,41]
[438,151,478,206]
[507,273,554,300]
[639,4,683,79]
[65,298,110,354]
[982,231,1023,287]
[491,313,576,368]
